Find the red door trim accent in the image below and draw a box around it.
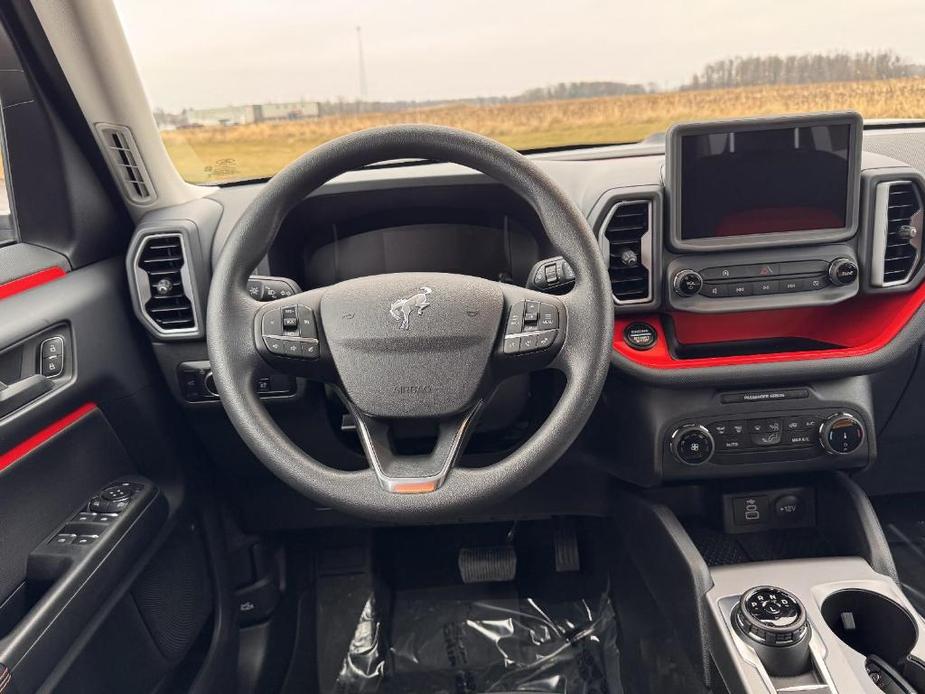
[613,280,925,369]
[0,403,97,473]
[0,266,66,301]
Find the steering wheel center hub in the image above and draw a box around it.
[319,273,504,418]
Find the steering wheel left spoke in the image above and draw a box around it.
[252,287,337,382]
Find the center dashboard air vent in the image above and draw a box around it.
[872,180,924,287]
[135,234,197,333]
[601,200,652,304]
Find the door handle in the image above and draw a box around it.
[0,374,53,418]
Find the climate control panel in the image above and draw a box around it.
[668,409,866,466]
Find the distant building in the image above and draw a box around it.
[178,100,321,128]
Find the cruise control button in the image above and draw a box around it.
[538,304,559,329]
[261,309,283,337]
[298,305,318,338]
[301,339,320,359]
[503,336,521,354]
[534,331,556,349]
[520,334,537,351]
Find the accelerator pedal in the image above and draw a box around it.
[458,545,517,584]
[554,518,581,573]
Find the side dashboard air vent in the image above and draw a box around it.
[601,200,652,303]
[872,180,924,287]
[136,234,197,333]
[96,124,155,204]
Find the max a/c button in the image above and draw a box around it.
[623,322,658,351]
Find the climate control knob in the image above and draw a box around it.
[828,257,859,286]
[819,413,865,455]
[673,269,703,297]
[670,424,714,465]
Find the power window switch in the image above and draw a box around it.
[74,535,99,546]
[50,533,76,545]
[73,511,99,522]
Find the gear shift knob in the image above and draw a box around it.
[732,586,812,677]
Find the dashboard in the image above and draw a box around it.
[123,114,925,519]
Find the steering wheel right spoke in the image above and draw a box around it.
[253,288,336,382]
[491,284,568,378]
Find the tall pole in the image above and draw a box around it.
[356,26,368,103]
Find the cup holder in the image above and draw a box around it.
[820,589,917,666]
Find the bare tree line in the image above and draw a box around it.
[684,51,922,91]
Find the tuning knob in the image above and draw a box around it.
[828,257,859,286]
[819,413,864,455]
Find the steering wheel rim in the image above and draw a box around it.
[207,124,612,521]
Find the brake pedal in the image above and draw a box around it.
[458,546,517,583]
[554,518,581,573]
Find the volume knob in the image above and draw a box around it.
[819,413,864,455]
[673,269,703,297]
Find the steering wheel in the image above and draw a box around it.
[207,125,612,521]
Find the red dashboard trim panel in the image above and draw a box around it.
[0,266,66,302]
[0,403,97,473]
[613,280,925,369]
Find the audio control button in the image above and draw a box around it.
[673,270,703,297]
[829,258,859,286]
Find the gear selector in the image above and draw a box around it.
[732,586,812,677]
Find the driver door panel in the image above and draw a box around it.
[0,256,214,693]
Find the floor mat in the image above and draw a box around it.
[333,585,621,694]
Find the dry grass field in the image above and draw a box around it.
[161,78,925,183]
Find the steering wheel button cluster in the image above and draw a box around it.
[502,300,560,355]
[260,304,321,360]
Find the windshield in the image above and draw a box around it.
[114,0,925,185]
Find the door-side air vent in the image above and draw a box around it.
[872,180,924,287]
[601,200,652,304]
[96,124,156,204]
[136,234,197,333]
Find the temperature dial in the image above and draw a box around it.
[819,413,865,455]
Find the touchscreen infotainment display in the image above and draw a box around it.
[668,114,860,247]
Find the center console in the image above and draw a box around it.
[708,559,925,693]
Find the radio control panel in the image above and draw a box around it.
[665,245,860,313]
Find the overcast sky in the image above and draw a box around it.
[114,0,925,112]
